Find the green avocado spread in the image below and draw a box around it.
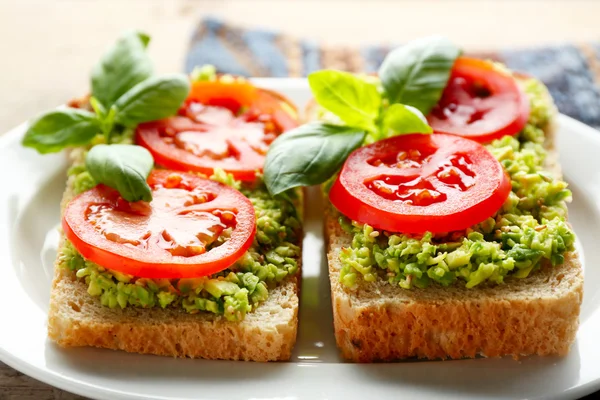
[61,163,302,321]
[336,77,576,290]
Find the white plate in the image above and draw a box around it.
[1,78,600,400]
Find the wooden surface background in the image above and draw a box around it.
[1,0,599,398]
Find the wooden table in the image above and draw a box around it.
[1,0,598,398]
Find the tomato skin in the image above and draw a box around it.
[329,134,511,234]
[187,79,258,114]
[136,79,299,181]
[62,170,256,279]
[427,57,530,143]
[248,88,299,133]
[187,80,299,132]
[135,120,265,182]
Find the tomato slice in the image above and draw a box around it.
[187,79,258,114]
[329,134,511,234]
[245,88,299,133]
[63,170,256,279]
[136,78,299,181]
[427,57,530,143]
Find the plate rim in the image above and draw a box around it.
[1,77,600,400]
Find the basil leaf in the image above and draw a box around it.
[86,144,154,202]
[22,109,100,154]
[379,36,460,114]
[383,104,432,135]
[308,70,380,132]
[264,122,366,196]
[136,32,151,47]
[114,74,190,127]
[91,31,153,109]
[89,96,107,120]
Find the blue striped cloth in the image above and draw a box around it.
[186,17,600,129]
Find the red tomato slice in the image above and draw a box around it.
[329,134,511,234]
[62,170,256,279]
[247,88,299,132]
[427,57,530,143]
[136,78,299,181]
[187,79,258,114]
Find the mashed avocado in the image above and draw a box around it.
[60,165,302,321]
[337,77,576,290]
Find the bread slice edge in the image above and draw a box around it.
[48,253,299,361]
[47,152,301,362]
[325,203,583,362]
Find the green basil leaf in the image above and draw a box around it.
[136,32,151,47]
[89,96,107,120]
[91,31,153,109]
[308,70,380,132]
[383,104,432,135]
[22,109,100,154]
[85,144,154,202]
[379,36,460,114]
[113,74,190,127]
[264,122,366,196]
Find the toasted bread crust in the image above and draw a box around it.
[325,207,583,362]
[48,250,299,361]
[47,150,301,362]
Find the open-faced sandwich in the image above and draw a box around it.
[22,32,302,361]
[264,36,583,361]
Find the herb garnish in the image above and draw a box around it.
[264,36,459,196]
[23,31,191,201]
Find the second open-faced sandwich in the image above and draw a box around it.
[264,36,583,362]
[23,32,302,361]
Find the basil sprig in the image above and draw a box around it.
[86,144,154,202]
[91,31,153,109]
[22,31,192,202]
[383,104,433,137]
[22,109,100,154]
[23,31,189,152]
[379,36,461,115]
[265,123,366,196]
[113,74,191,127]
[308,70,380,133]
[264,36,458,196]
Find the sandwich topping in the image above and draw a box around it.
[428,57,530,143]
[56,86,302,321]
[338,77,575,289]
[329,133,511,233]
[261,36,575,291]
[136,74,298,182]
[60,168,301,321]
[63,170,257,279]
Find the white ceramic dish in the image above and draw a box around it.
[1,78,599,400]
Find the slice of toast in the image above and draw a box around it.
[321,79,584,362]
[325,208,582,362]
[47,152,301,362]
